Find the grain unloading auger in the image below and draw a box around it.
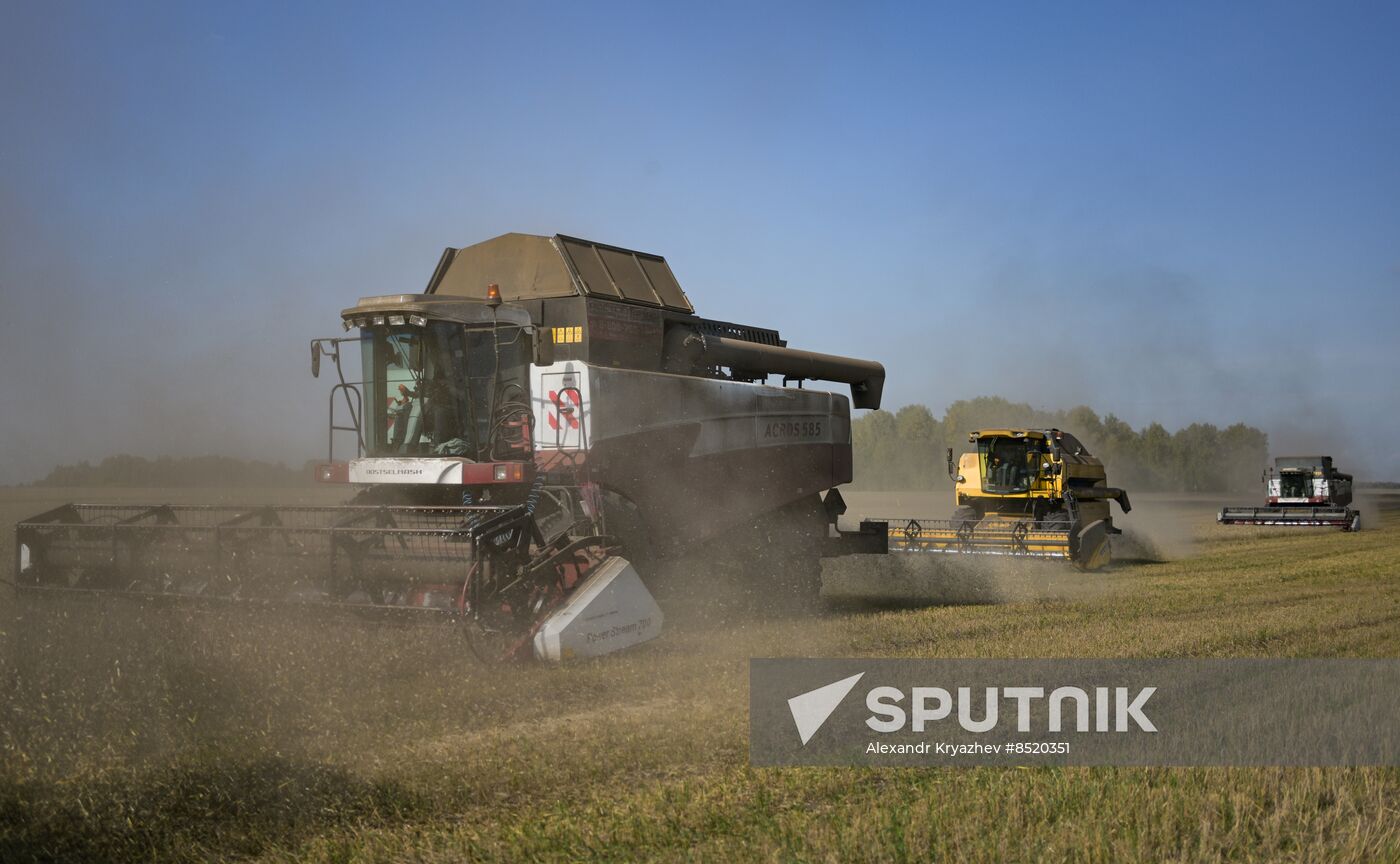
[15,233,887,661]
[875,429,1132,570]
[1218,456,1360,531]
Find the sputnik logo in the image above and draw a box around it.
[787,672,864,745]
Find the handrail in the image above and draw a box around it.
[329,382,364,462]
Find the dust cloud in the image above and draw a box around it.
[821,553,1112,606]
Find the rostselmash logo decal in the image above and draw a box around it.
[788,672,864,745]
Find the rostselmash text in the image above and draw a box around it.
[865,686,1157,733]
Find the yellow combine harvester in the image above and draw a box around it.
[884,428,1131,570]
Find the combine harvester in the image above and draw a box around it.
[1218,456,1360,531]
[15,233,888,662]
[878,429,1132,570]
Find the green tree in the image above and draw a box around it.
[851,397,1268,493]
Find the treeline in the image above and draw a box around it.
[34,400,1268,493]
[35,455,312,487]
[854,396,1268,493]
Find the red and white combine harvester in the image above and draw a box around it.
[1218,456,1360,532]
[15,234,888,661]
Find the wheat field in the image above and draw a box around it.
[1,487,1397,862]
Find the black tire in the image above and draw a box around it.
[661,494,829,618]
[722,493,828,612]
[950,505,981,529]
[756,494,828,603]
[1040,508,1073,531]
[600,490,653,569]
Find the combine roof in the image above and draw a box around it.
[1276,456,1332,470]
[424,233,693,314]
[968,429,1049,440]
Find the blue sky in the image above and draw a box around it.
[2,1,1398,483]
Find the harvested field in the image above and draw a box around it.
[1,488,1397,862]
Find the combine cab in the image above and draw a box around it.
[1218,456,1359,531]
[15,233,886,661]
[878,429,1131,570]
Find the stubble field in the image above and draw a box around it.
[1,486,1397,862]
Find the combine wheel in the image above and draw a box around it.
[656,494,828,615]
[768,494,828,604]
[707,494,827,611]
[464,616,517,664]
[1040,509,1072,532]
[600,490,653,571]
[950,505,980,529]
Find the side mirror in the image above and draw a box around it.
[532,328,555,366]
[311,342,322,378]
[946,447,958,481]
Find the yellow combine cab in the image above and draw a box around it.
[886,428,1131,570]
